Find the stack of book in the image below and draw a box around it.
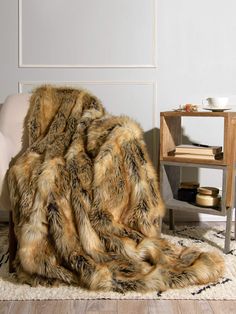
[172,144,223,160]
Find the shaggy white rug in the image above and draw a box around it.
[0,224,235,300]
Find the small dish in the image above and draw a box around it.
[203,107,231,112]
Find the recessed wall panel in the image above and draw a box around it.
[20,0,156,67]
[19,81,156,131]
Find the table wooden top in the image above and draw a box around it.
[161,111,236,117]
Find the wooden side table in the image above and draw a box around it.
[160,111,236,253]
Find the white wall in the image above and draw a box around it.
[156,0,236,221]
[1,0,236,221]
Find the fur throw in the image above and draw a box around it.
[8,86,224,292]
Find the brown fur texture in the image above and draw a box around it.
[8,86,224,292]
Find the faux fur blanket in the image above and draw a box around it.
[8,86,224,293]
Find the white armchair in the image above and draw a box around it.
[0,94,30,213]
[0,94,30,272]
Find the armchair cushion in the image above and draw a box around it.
[0,94,30,211]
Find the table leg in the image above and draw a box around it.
[169,209,175,230]
[235,207,236,240]
[224,208,233,253]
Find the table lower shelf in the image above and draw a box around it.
[164,198,227,216]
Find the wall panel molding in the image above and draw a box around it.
[18,81,156,126]
[19,0,157,68]
[18,80,156,96]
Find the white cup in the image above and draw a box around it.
[203,97,229,108]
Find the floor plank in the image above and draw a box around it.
[1,299,236,314]
[4,300,32,314]
[148,300,181,314]
[209,300,236,314]
[86,299,117,313]
[0,301,12,314]
[69,300,88,314]
[177,300,214,314]
[30,300,73,314]
[117,300,149,314]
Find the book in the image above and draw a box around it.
[174,144,222,155]
[180,181,199,189]
[174,152,223,160]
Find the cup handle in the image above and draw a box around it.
[202,99,208,107]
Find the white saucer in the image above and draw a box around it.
[203,107,231,112]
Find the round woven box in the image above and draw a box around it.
[196,194,221,207]
[196,186,220,207]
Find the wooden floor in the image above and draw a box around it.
[1,299,236,314]
[1,222,235,314]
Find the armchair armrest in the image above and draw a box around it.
[0,93,30,211]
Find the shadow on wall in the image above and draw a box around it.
[144,127,159,169]
[177,128,201,222]
[181,127,199,183]
[144,125,200,179]
[147,126,200,223]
